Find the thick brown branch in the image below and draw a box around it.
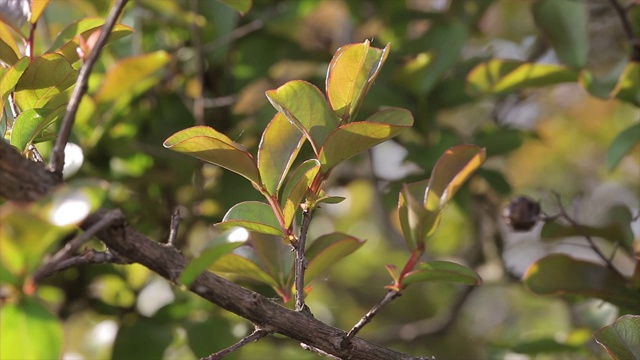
[0,140,425,360]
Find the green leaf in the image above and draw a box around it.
[0,298,62,360]
[13,53,77,110]
[532,0,589,69]
[257,112,305,196]
[466,59,579,96]
[326,40,389,122]
[29,0,50,24]
[398,179,431,250]
[215,201,285,237]
[594,315,640,360]
[0,21,20,65]
[48,18,133,64]
[280,159,320,229]
[217,0,252,14]
[318,107,414,171]
[10,106,64,152]
[95,51,171,103]
[210,253,279,288]
[180,241,242,287]
[265,80,340,154]
[607,122,640,171]
[305,232,365,284]
[163,126,262,186]
[185,318,235,359]
[425,144,486,212]
[112,315,173,360]
[401,261,482,287]
[396,20,467,94]
[523,254,640,310]
[0,56,29,100]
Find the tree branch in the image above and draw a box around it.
[202,327,271,360]
[0,140,428,360]
[50,0,129,175]
[294,208,313,314]
[608,0,640,61]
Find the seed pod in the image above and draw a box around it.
[503,196,541,231]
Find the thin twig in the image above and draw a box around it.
[551,193,626,279]
[32,210,121,282]
[167,207,181,247]
[341,290,401,348]
[300,343,341,359]
[294,209,313,314]
[50,0,129,175]
[201,327,271,360]
[608,0,640,60]
[34,249,129,281]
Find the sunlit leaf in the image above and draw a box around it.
[425,144,486,211]
[523,254,640,310]
[0,209,61,280]
[29,0,49,24]
[217,0,252,14]
[95,51,171,103]
[594,315,640,360]
[395,20,467,94]
[257,112,305,196]
[532,0,588,69]
[607,122,640,171]
[0,21,20,65]
[163,126,262,186]
[215,201,285,237]
[48,18,133,64]
[210,253,279,288]
[265,80,339,154]
[280,159,320,229]
[401,261,482,287]
[10,106,64,152]
[0,298,62,360]
[318,108,413,171]
[13,53,77,110]
[326,40,389,122]
[180,242,242,287]
[466,59,579,96]
[305,232,365,284]
[0,56,29,99]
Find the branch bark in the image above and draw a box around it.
[0,140,426,360]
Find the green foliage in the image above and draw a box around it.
[2,0,640,358]
[594,315,640,360]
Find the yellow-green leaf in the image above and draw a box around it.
[10,106,64,152]
[163,126,261,186]
[318,107,413,171]
[425,144,486,212]
[0,298,62,360]
[95,51,170,103]
[180,242,242,287]
[13,53,78,110]
[257,112,305,196]
[0,21,20,65]
[48,18,133,64]
[326,40,389,122]
[29,0,49,24]
[265,80,339,154]
[280,159,320,229]
[217,0,252,14]
[613,62,640,107]
[466,59,579,96]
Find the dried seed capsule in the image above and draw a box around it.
[503,196,541,231]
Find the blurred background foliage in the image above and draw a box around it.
[2,0,640,359]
